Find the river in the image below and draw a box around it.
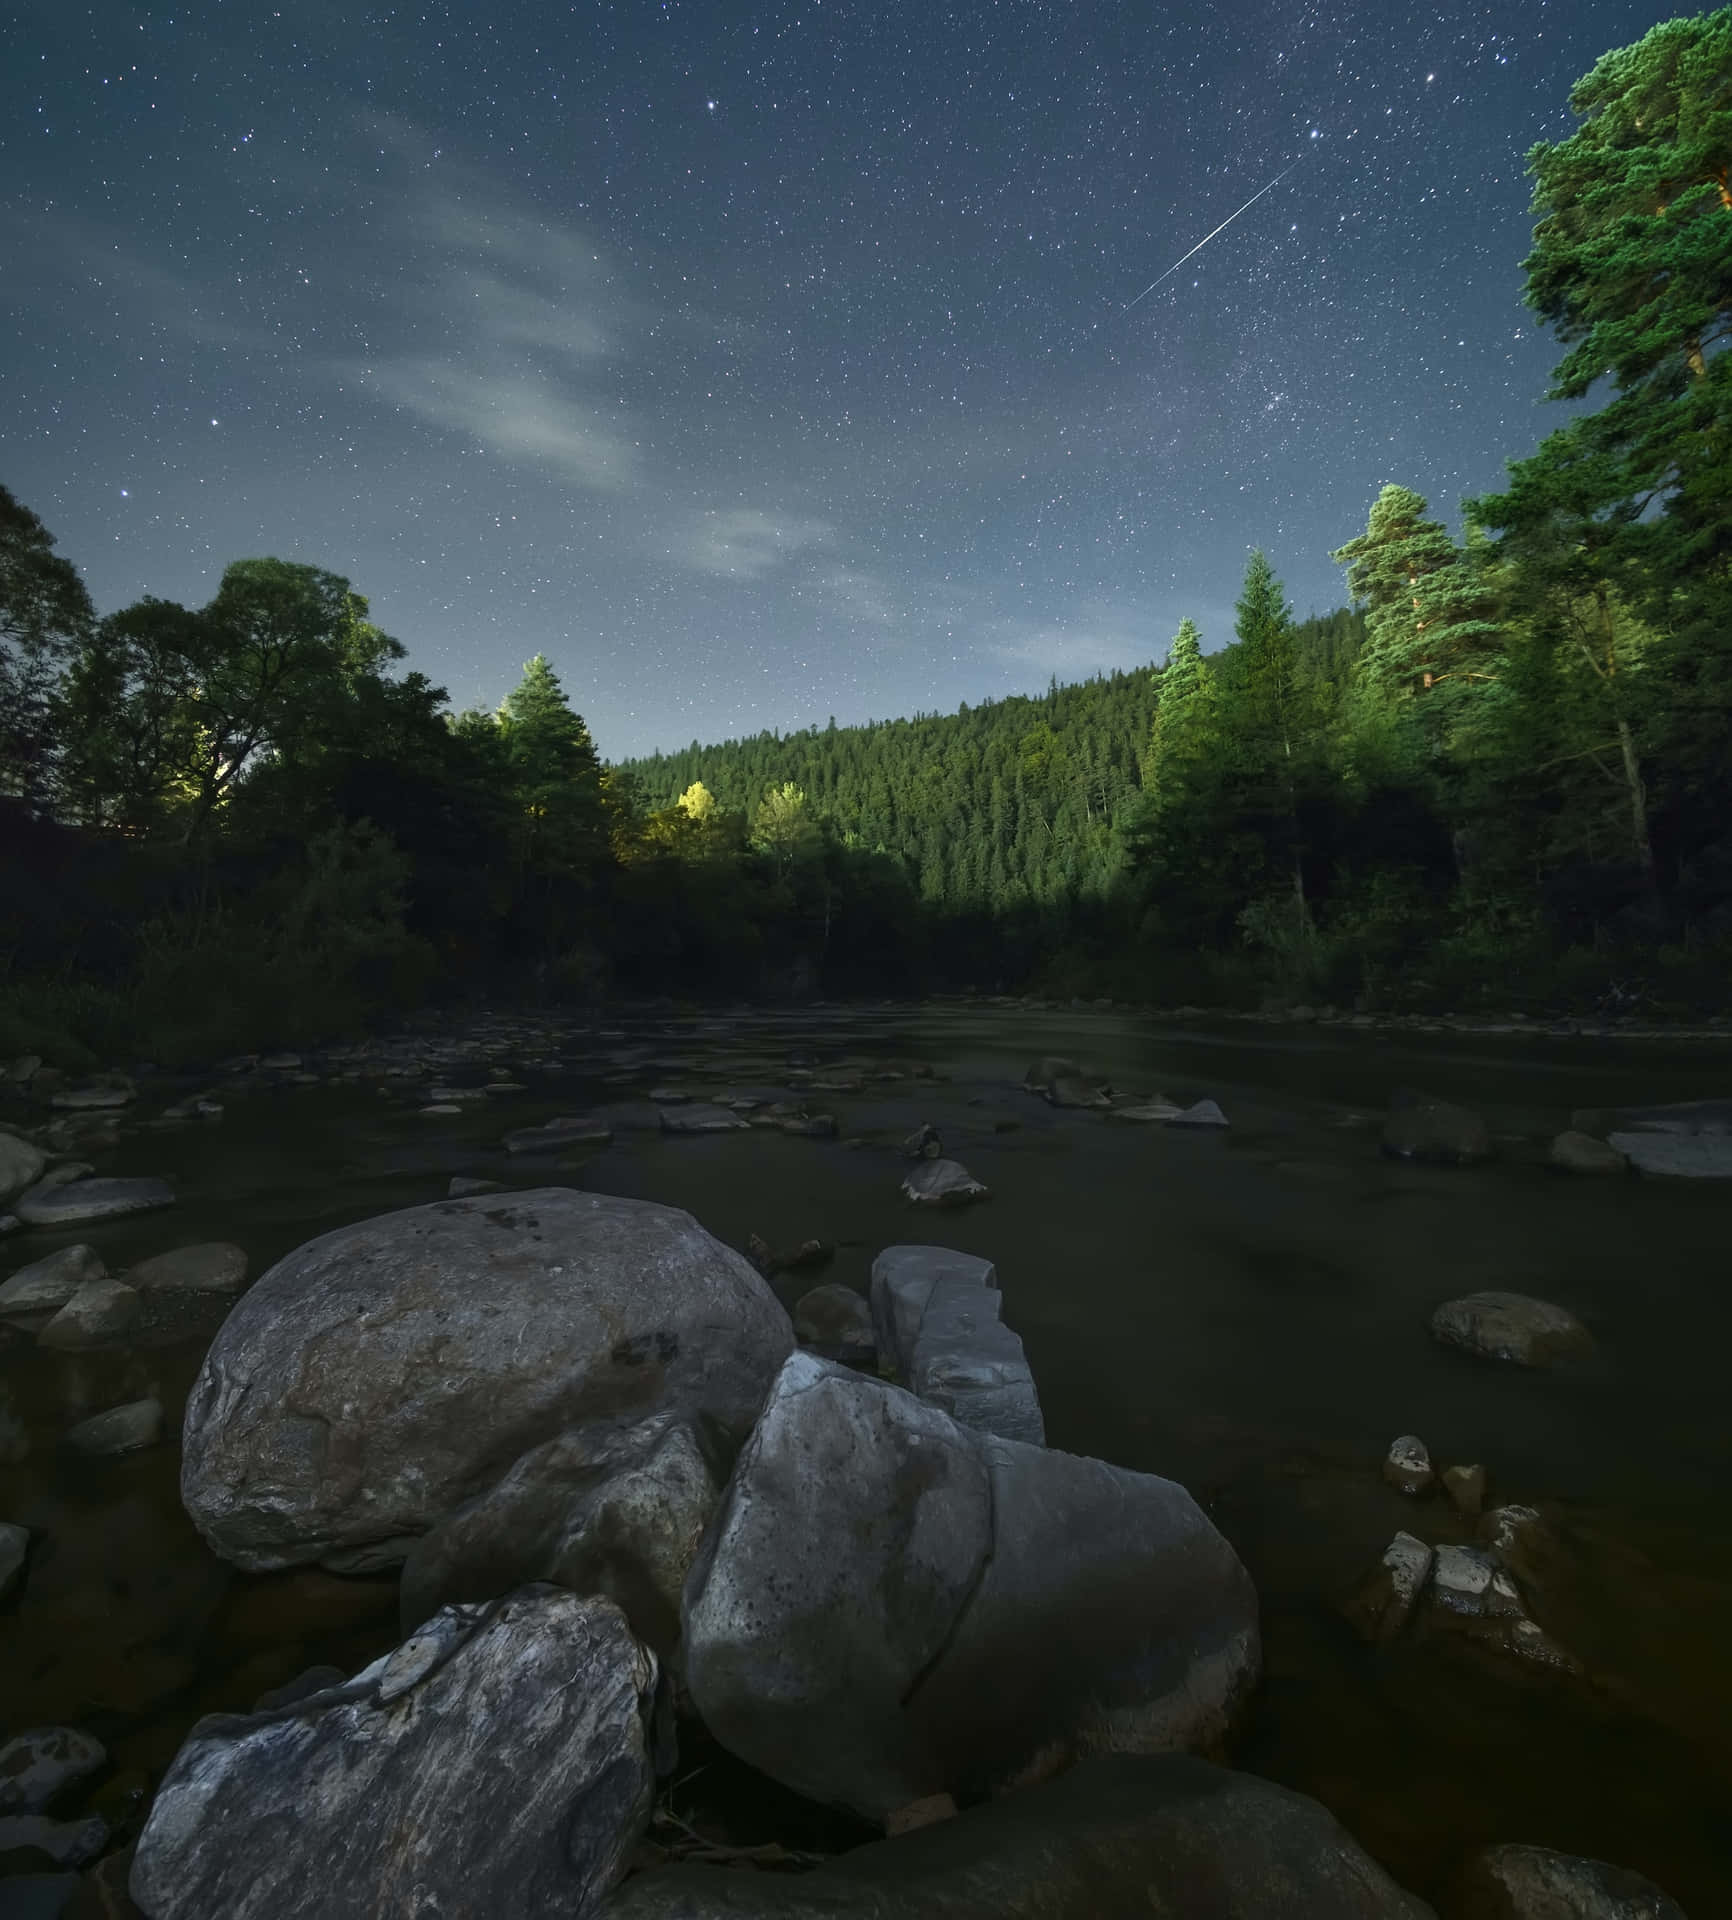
[3,1002,1729,1910]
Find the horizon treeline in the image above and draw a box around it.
[2,8,1729,1061]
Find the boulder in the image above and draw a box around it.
[1607,1131,1732,1178]
[870,1246,1042,1446]
[1347,1532,1433,1645]
[179,1189,793,1572]
[65,1399,163,1457]
[793,1283,877,1366]
[1023,1057,1085,1094]
[659,1105,749,1135]
[0,1520,28,1602]
[399,1412,719,1655]
[1046,1076,1111,1110]
[14,1178,175,1228]
[1382,1092,1492,1166]
[900,1159,989,1207]
[39,1279,141,1349]
[1456,1842,1686,1918]
[1383,1435,1434,1497]
[599,1753,1433,1919]
[1167,1098,1229,1129]
[502,1116,614,1154]
[0,1132,46,1207]
[682,1354,1258,1821]
[129,1588,657,1920]
[1548,1131,1630,1176]
[0,1727,108,1813]
[0,1246,107,1318]
[1430,1292,1595,1368]
[129,1241,248,1294]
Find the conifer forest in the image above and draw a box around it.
[4,10,1730,1061]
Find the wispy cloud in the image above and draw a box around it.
[979,601,1162,677]
[675,508,836,578]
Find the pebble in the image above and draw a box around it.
[15,1178,175,1228]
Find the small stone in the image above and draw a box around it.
[1459,1842,1687,1919]
[659,1104,749,1134]
[1166,1098,1229,1128]
[447,1177,506,1199]
[1347,1531,1433,1643]
[49,1087,134,1111]
[1548,1130,1630,1175]
[883,1792,958,1837]
[129,1242,248,1294]
[419,1104,463,1116]
[1382,1435,1434,1497]
[0,1246,107,1318]
[901,1158,990,1206]
[64,1398,163,1457]
[0,1727,109,1814]
[0,1522,28,1603]
[39,1279,141,1349]
[1442,1464,1487,1517]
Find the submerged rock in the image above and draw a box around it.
[900,1159,989,1207]
[1382,1091,1491,1166]
[129,1588,657,1920]
[601,1754,1432,1919]
[1549,1130,1630,1175]
[179,1188,793,1572]
[129,1241,249,1294]
[682,1353,1257,1821]
[1456,1842,1686,1918]
[65,1398,163,1457]
[1430,1292,1595,1368]
[1348,1532,1434,1645]
[38,1278,141,1349]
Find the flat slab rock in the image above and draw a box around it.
[179,1188,793,1572]
[0,1245,106,1316]
[900,1159,989,1206]
[14,1177,176,1227]
[1607,1130,1732,1178]
[130,1588,657,1920]
[659,1105,749,1134]
[682,1353,1258,1820]
[1430,1291,1594,1368]
[130,1242,249,1293]
[600,1754,1433,1919]
[503,1116,615,1154]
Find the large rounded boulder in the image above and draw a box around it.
[180,1189,794,1572]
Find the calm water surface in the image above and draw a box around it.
[3,1004,1730,1908]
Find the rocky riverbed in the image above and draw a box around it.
[0,999,1727,1916]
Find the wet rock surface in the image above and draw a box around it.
[1430,1292,1595,1368]
[13,1179,175,1228]
[178,1188,793,1571]
[1457,1842,1688,1918]
[900,1158,989,1206]
[129,1587,658,1920]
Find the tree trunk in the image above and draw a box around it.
[1614,713,1656,880]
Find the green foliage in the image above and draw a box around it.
[0,482,94,809]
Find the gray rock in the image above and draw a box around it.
[1167,1098,1229,1128]
[1457,1841,1686,1918]
[793,1282,877,1365]
[901,1123,943,1160]
[900,1159,989,1207]
[179,1189,793,1572]
[600,1753,1433,1918]
[682,1354,1258,1820]
[1383,1435,1433,1497]
[1348,1532,1433,1644]
[1442,1464,1487,1517]
[1382,1092,1492,1166]
[1607,1131,1732,1178]
[447,1176,506,1197]
[502,1116,614,1154]
[1549,1130,1630,1175]
[0,1812,108,1867]
[1109,1100,1184,1122]
[870,1247,1042,1444]
[1023,1057,1086,1093]
[49,1086,134,1111]
[0,1727,108,1814]
[1571,1097,1732,1137]
[1430,1292,1595,1368]
[14,1178,175,1227]
[130,1588,657,1920]
[129,1241,249,1293]
[1045,1075,1111,1110]
[0,1131,47,1206]
[872,1246,996,1369]
[658,1104,750,1134]
[65,1398,163,1456]
[0,1520,28,1602]
[400,1412,719,1656]
[38,1278,141,1349]
[0,1246,106,1318]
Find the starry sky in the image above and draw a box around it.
[1,0,1679,759]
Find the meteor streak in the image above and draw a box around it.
[1123,159,1303,309]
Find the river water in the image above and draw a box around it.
[3,1003,1730,1909]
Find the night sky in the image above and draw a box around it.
[2,2,1677,758]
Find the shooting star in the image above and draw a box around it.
[1123,159,1303,309]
